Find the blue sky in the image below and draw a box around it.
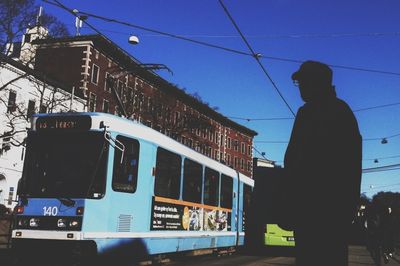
[39,0,400,198]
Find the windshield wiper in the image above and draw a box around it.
[57,197,75,207]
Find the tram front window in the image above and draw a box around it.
[20,131,108,199]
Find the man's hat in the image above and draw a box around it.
[291,61,332,84]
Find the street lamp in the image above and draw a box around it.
[128,35,139,45]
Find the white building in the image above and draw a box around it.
[0,54,86,209]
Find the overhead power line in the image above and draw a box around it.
[228,101,400,122]
[43,0,400,79]
[364,155,400,161]
[363,132,400,141]
[252,145,267,160]
[139,32,400,39]
[255,131,400,144]
[44,0,252,57]
[362,163,400,173]
[258,55,400,76]
[217,0,296,117]
[227,116,294,121]
[362,182,400,193]
[95,31,400,39]
[353,101,400,112]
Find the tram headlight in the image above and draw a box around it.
[17,218,29,228]
[57,218,67,228]
[69,220,80,228]
[29,218,40,228]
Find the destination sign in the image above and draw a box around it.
[36,116,91,131]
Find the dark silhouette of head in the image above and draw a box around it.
[292,61,336,103]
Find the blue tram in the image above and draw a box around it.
[12,112,254,261]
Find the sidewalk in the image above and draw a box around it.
[349,246,400,266]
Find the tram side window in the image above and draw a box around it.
[204,167,220,206]
[220,174,233,209]
[243,184,252,212]
[112,136,140,193]
[155,148,181,199]
[183,159,202,203]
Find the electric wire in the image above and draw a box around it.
[363,132,400,141]
[364,155,400,161]
[227,101,400,122]
[217,0,296,117]
[44,1,400,77]
[44,0,400,163]
[362,163,400,173]
[255,132,400,144]
[43,0,252,57]
[362,183,400,193]
[252,145,268,160]
[64,23,400,40]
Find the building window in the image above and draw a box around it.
[126,87,133,103]
[241,142,246,154]
[174,111,180,125]
[220,174,233,209]
[187,138,192,148]
[27,100,36,119]
[234,140,239,151]
[102,100,109,113]
[39,104,47,113]
[248,145,252,156]
[117,80,125,98]
[24,34,31,43]
[183,159,202,203]
[227,154,231,166]
[204,167,220,207]
[91,64,99,84]
[112,136,140,193]
[215,132,219,144]
[234,157,238,168]
[7,91,17,113]
[240,159,244,170]
[104,72,112,92]
[227,137,231,149]
[138,93,144,111]
[88,92,97,112]
[147,98,154,113]
[154,147,181,199]
[247,161,252,172]
[0,131,12,155]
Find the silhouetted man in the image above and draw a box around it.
[284,61,362,266]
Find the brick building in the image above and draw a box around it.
[32,34,257,176]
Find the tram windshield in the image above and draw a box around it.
[19,131,108,199]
